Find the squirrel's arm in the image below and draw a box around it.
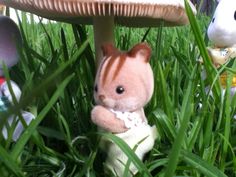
[91,105,128,133]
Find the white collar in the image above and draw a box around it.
[110,109,147,129]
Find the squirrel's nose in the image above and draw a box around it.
[99,95,105,101]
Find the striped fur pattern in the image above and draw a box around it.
[94,43,154,112]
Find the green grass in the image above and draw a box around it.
[0,5,236,176]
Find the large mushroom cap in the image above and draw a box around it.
[0,0,196,27]
[0,0,196,65]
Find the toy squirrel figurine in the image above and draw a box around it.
[0,15,34,141]
[207,0,236,92]
[91,43,157,176]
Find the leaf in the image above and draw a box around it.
[164,65,197,177]
[181,150,227,177]
[98,132,152,177]
[11,74,74,159]
[184,0,221,100]
[0,145,24,177]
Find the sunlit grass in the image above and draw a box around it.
[0,6,236,177]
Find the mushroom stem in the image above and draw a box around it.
[0,4,5,14]
[93,16,115,66]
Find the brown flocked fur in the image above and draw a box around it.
[91,43,157,176]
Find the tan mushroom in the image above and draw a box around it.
[0,0,196,65]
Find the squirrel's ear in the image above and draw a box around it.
[128,43,151,62]
[0,15,22,68]
[101,43,118,57]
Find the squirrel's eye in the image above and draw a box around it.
[94,85,98,92]
[234,11,236,20]
[116,86,125,94]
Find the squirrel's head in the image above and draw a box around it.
[94,43,154,112]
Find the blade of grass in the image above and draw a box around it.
[181,150,227,177]
[76,151,97,177]
[11,74,74,159]
[10,38,90,116]
[72,24,95,76]
[220,69,234,171]
[184,0,221,100]
[153,109,176,141]
[0,145,24,177]
[141,28,151,42]
[61,28,69,61]
[98,132,152,177]
[171,46,192,76]
[164,65,197,177]
[123,137,148,177]
[156,61,174,121]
